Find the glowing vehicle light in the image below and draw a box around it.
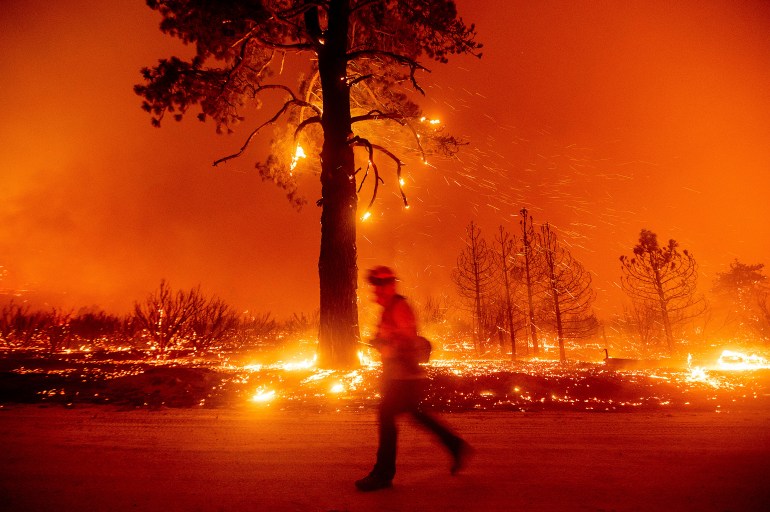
[289,145,306,171]
[361,211,372,222]
[252,388,275,403]
[716,350,770,370]
[429,119,440,125]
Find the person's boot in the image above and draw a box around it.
[355,473,392,492]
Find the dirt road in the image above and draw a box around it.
[1,406,768,511]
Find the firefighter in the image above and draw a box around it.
[355,266,473,492]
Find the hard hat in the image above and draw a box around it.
[367,266,397,285]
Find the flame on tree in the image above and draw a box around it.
[135,0,481,368]
[619,229,705,353]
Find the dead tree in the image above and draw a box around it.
[714,260,770,343]
[452,221,496,355]
[519,207,541,355]
[493,225,523,359]
[136,0,482,368]
[188,295,239,353]
[134,280,198,352]
[0,301,47,349]
[42,308,74,353]
[539,223,598,362]
[620,229,705,352]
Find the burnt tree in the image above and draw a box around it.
[493,225,522,359]
[519,207,540,355]
[452,221,496,355]
[714,260,770,342]
[539,223,598,362]
[620,229,705,352]
[136,0,481,368]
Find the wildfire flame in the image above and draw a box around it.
[251,387,275,403]
[419,116,440,125]
[357,350,376,367]
[289,144,306,172]
[716,350,770,371]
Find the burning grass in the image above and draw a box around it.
[1,346,768,413]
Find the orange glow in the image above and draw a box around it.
[0,0,768,324]
[289,145,306,172]
[717,350,770,371]
[251,388,276,403]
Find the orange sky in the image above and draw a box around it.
[1,0,769,322]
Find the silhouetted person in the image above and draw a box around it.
[355,266,472,492]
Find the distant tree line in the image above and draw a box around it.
[613,231,770,355]
[0,280,318,355]
[451,208,598,362]
[451,213,770,360]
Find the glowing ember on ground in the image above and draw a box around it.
[251,388,275,403]
[2,348,769,412]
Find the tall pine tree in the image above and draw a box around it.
[136,1,481,367]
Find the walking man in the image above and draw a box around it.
[355,266,472,492]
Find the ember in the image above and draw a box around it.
[2,348,768,413]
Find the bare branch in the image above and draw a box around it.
[351,110,408,125]
[213,86,320,166]
[349,136,409,210]
[254,33,315,51]
[348,73,374,87]
[351,0,379,13]
[349,136,381,212]
[347,49,430,94]
[350,110,427,162]
[294,115,322,139]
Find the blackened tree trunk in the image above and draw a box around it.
[495,225,518,360]
[520,208,540,355]
[136,0,482,368]
[452,221,495,355]
[316,1,359,368]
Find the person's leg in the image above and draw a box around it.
[407,380,461,448]
[408,379,473,474]
[372,381,401,481]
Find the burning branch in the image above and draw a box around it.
[350,110,428,163]
[349,135,408,215]
[213,85,321,167]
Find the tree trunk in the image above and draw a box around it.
[552,283,566,363]
[498,227,516,360]
[521,209,539,355]
[653,267,674,353]
[316,0,360,368]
